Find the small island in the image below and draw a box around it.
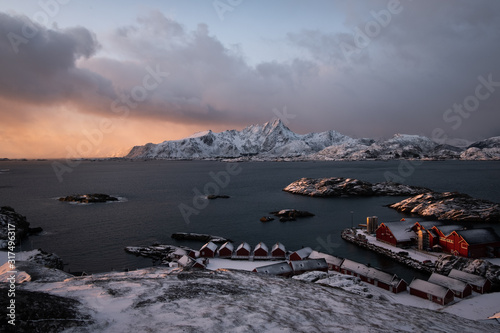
[283,177,431,197]
[388,192,500,223]
[58,193,119,204]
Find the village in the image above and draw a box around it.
[158,216,499,308]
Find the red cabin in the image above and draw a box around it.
[271,242,286,259]
[409,279,454,305]
[253,242,269,259]
[217,242,234,258]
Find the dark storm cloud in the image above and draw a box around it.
[285,0,500,139]
[1,1,500,141]
[0,12,115,106]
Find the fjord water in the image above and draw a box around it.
[1,160,499,282]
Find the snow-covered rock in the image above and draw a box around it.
[283,177,431,197]
[435,255,500,287]
[389,192,500,222]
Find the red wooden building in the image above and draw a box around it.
[340,259,407,294]
[235,242,251,258]
[448,269,491,294]
[432,227,500,258]
[199,241,218,258]
[308,251,344,272]
[271,242,286,258]
[428,273,472,298]
[217,242,234,258]
[376,221,415,247]
[409,279,454,305]
[289,247,313,261]
[253,242,269,259]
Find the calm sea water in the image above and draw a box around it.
[1,160,499,282]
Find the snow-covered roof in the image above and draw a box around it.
[271,242,286,253]
[428,273,469,292]
[200,241,218,252]
[178,255,193,267]
[291,247,313,259]
[309,251,344,267]
[341,259,369,275]
[457,228,500,245]
[254,242,268,253]
[236,242,251,252]
[448,269,489,286]
[218,241,234,252]
[340,259,399,285]
[290,258,328,272]
[435,225,464,236]
[380,221,416,242]
[409,279,451,298]
[414,221,442,230]
[365,268,397,285]
[254,262,293,275]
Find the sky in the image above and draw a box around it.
[0,0,499,158]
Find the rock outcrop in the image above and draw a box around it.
[58,193,119,204]
[435,255,500,289]
[0,206,42,248]
[283,177,431,197]
[388,192,500,223]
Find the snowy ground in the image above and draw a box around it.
[3,251,500,331]
[205,257,500,322]
[18,268,499,333]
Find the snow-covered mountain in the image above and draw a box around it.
[125,119,500,161]
[126,118,355,159]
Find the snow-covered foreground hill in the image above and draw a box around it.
[125,119,500,161]
[19,268,498,332]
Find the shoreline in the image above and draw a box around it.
[341,228,437,274]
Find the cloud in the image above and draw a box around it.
[0,12,115,109]
[1,2,500,158]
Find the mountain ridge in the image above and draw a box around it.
[125,119,500,161]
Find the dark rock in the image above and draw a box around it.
[58,193,119,204]
[0,206,36,247]
[171,232,231,243]
[260,216,274,222]
[28,227,43,235]
[0,288,93,332]
[206,194,230,200]
[270,209,315,222]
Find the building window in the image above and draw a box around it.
[461,243,467,249]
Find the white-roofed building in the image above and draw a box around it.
[409,279,454,305]
[289,247,313,261]
[217,242,234,258]
[199,241,218,258]
[448,269,492,294]
[253,262,293,277]
[340,259,407,293]
[235,242,251,258]
[253,242,269,259]
[308,251,344,271]
[290,258,328,275]
[271,242,286,258]
[376,220,416,247]
[428,272,472,298]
